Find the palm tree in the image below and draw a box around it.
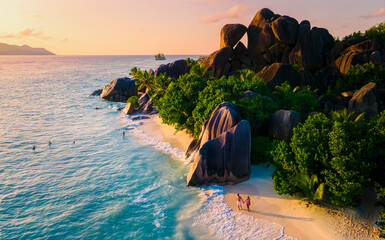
[330,108,365,123]
[130,67,155,94]
[297,173,324,203]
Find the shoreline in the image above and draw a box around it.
[136,113,380,240]
[136,114,193,153]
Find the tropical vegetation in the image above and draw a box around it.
[129,21,385,208]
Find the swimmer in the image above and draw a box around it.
[32,145,36,151]
[122,131,125,138]
[48,141,52,145]
[236,194,243,210]
[73,141,75,144]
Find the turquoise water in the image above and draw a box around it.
[0,56,290,240]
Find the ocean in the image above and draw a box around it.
[0,55,291,240]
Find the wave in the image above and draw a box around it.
[119,113,188,161]
[195,186,295,240]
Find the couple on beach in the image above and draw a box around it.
[236,194,251,211]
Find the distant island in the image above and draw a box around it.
[0,42,55,55]
[155,53,166,60]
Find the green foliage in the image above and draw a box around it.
[334,63,385,92]
[157,68,274,136]
[192,70,272,136]
[274,82,320,121]
[297,173,325,202]
[341,31,363,42]
[271,110,383,207]
[365,22,385,45]
[126,96,139,108]
[130,67,155,93]
[341,22,385,45]
[292,64,302,72]
[155,53,166,60]
[322,118,374,206]
[130,67,173,105]
[157,65,209,133]
[250,136,275,164]
[369,112,385,202]
[272,141,299,195]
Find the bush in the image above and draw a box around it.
[365,22,385,45]
[250,136,275,164]
[192,70,273,136]
[341,22,385,45]
[273,82,320,121]
[157,65,209,133]
[126,96,139,108]
[271,110,380,207]
[334,63,385,92]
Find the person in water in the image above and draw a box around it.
[122,131,125,138]
[236,194,243,210]
[244,196,251,211]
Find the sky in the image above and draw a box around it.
[0,0,384,55]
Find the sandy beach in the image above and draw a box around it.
[137,113,193,153]
[138,113,380,240]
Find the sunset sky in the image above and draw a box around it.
[0,0,384,55]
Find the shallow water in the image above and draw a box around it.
[0,55,291,240]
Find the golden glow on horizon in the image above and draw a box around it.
[0,0,384,55]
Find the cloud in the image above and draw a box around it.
[369,7,385,17]
[32,14,43,18]
[200,5,250,23]
[362,7,385,18]
[0,28,52,40]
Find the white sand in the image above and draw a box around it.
[137,114,380,240]
[225,165,379,240]
[137,114,193,153]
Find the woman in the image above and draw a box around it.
[245,196,251,212]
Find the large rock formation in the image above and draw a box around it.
[220,24,248,48]
[187,120,251,186]
[289,27,334,71]
[154,59,188,78]
[256,63,301,91]
[122,103,135,115]
[186,102,242,156]
[349,82,382,117]
[101,77,138,102]
[186,102,251,186]
[247,8,276,66]
[271,16,299,45]
[331,39,385,74]
[201,46,232,78]
[269,110,300,141]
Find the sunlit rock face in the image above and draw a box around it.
[186,102,251,186]
[101,77,138,102]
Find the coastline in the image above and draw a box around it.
[136,113,380,240]
[136,114,193,153]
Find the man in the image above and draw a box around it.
[236,194,243,210]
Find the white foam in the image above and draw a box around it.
[118,113,295,240]
[119,113,187,162]
[194,186,296,240]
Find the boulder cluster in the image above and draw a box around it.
[202,8,385,94]
[92,77,158,115]
[91,8,385,187]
